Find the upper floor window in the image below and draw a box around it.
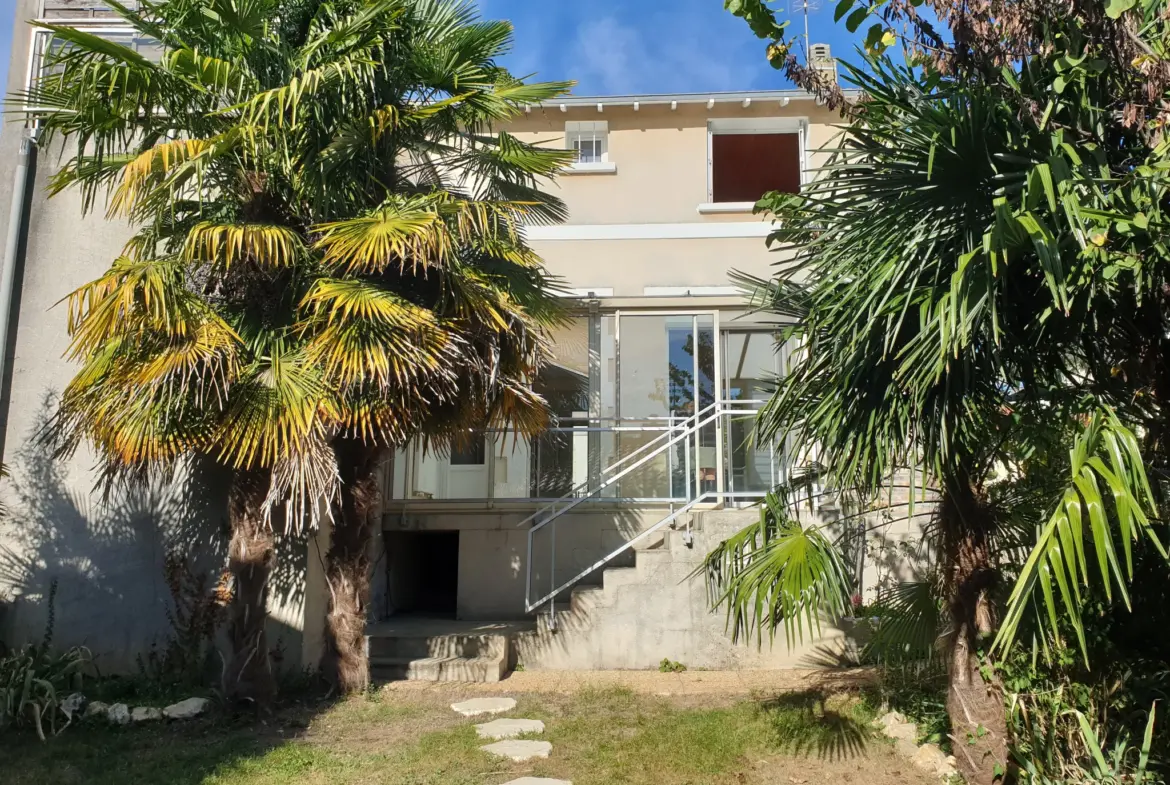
[566,121,608,165]
[27,27,162,98]
[40,0,140,19]
[707,118,805,206]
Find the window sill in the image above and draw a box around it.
[563,162,618,175]
[696,202,757,214]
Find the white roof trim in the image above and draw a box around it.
[524,222,773,241]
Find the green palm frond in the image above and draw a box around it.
[705,490,852,647]
[864,581,943,662]
[995,410,1166,661]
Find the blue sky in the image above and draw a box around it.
[0,1,860,99]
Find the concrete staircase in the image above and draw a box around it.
[515,509,852,670]
[367,620,532,683]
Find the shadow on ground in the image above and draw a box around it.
[759,688,875,761]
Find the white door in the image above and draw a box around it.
[443,437,489,498]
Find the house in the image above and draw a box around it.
[0,0,925,680]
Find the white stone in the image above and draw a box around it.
[107,703,131,725]
[131,706,163,722]
[500,779,572,785]
[83,701,109,720]
[876,710,906,727]
[475,718,545,739]
[60,693,86,719]
[480,739,553,761]
[163,697,210,720]
[883,720,918,741]
[451,697,516,717]
[912,742,955,777]
[895,738,920,760]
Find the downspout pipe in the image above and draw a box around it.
[0,129,40,454]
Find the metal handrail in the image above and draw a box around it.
[524,489,767,613]
[522,401,761,535]
[523,402,766,613]
[515,399,768,530]
[513,400,716,529]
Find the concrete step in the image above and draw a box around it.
[569,585,607,615]
[370,655,507,683]
[368,633,507,660]
[601,566,640,591]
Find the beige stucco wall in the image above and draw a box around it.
[530,236,784,297]
[506,101,843,226]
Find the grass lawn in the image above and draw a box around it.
[4,686,939,785]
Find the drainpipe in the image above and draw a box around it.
[0,130,39,456]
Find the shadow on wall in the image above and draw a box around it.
[0,394,307,674]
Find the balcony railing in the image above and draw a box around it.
[386,402,783,504]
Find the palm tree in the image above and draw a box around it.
[709,3,1170,781]
[22,0,572,700]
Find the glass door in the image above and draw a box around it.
[614,312,717,500]
[722,330,782,495]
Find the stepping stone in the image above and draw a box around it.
[451,697,516,717]
[500,779,571,785]
[476,718,545,739]
[480,739,553,761]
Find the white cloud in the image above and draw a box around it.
[479,0,775,95]
[566,7,765,95]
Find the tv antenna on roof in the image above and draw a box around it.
[797,0,822,64]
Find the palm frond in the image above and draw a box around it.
[995,410,1166,662]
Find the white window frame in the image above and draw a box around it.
[565,120,616,174]
[24,25,160,112]
[704,116,808,209]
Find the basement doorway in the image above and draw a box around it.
[385,531,460,617]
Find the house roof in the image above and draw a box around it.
[531,89,861,111]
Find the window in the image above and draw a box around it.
[27,28,162,100]
[566,121,608,164]
[41,0,141,19]
[450,439,486,466]
[707,119,805,205]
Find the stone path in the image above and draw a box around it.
[453,696,566,780]
[450,697,516,717]
[476,718,545,739]
[480,739,553,762]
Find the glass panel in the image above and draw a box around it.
[723,331,782,495]
[491,432,532,499]
[537,319,590,420]
[724,331,779,401]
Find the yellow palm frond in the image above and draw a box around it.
[65,256,232,359]
[306,320,452,390]
[213,347,338,469]
[108,132,240,219]
[183,222,305,268]
[311,193,528,273]
[301,278,436,328]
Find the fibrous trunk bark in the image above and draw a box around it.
[225,467,277,706]
[324,438,383,693]
[940,479,1010,785]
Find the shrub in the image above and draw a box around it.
[0,580,90,740]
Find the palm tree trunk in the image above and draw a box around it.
[224,467,277,706]
[939,480,1009,785]
[324,438,383,693]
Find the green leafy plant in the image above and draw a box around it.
[658,658,687,673]
[0,581,91,740]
